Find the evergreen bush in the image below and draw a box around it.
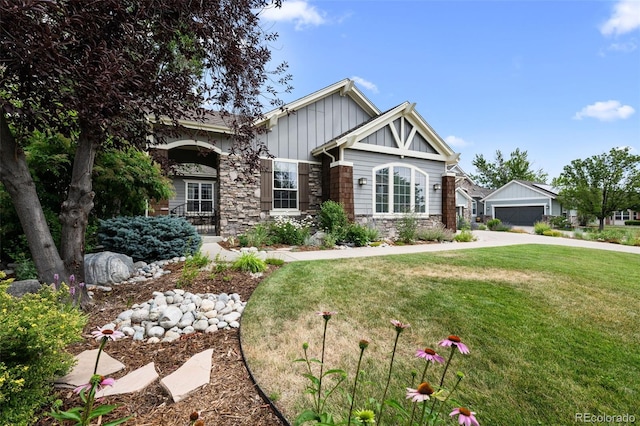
[98,216,201,262]
[318,201,349,242]
[0,273,86,424]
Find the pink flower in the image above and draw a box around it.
[316,311,337,320]
[450,407,479,426]
[439,335,469,354]
[91,325,125,341]
[415,347,445,363]
[74,376,115,394]
[405,382,434,402]
[390,319,410,332]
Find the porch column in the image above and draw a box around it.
[148,148,170,216]
[329,161,355,221]
[441,172,456,231]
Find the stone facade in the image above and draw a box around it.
[355,215,443,240]
[217,157,323,237]
[217,156,263,237]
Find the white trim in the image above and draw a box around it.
[486,196,551,202]
[490,203,547,220]
[269,209,301,216]
[272,159,299,212]
[482,180,556,202]
[371,163,430,216]
[330,160,354,168]
[155,139,223,154]
[349,142,452,162]
[184,180,215,213]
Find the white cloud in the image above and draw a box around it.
[600,0,640,36]
[607,40,638,52]
[260,1,326,31]
[445,135,471,148]
[351,76,378,94]
[573,100,636,121]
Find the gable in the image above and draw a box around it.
[260,91,374,160]
[312,101,458,164]
[483,180,555,201]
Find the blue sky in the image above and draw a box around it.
[259,0,640,180]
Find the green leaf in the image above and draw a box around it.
[87,403,118,419]
[48,408,83,421]
[294,409,321,426]
[302,373,320,386]
[103,416,133,426]
[322,368,346,378]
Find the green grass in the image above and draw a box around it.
[241,245,640,425]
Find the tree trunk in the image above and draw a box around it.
[0,113,66,284]
[59,124,97,308]
[598,217,605,231]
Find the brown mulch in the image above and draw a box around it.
[36,262,287,426]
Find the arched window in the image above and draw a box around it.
[374,164,428,214]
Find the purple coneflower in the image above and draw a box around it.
[74,375,115,394]
[416,347,445,363]
[390,319,410,332]
[91,325,125,341]
[316,311,337,320]
[405,382,434,402]
[438,335,470,354]
[450,407,480,426]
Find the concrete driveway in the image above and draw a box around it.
[202,230,640,263]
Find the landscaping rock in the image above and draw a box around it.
[6,279,42,297]
[84,251,135,285]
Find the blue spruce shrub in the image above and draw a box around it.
[98,216,202,262]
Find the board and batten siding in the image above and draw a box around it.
[345,150,446,216]
[260,92,373,161]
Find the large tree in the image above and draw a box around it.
[553,147,640,231]
[470,148,548,189]
[0,0,290,305]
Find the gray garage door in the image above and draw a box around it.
[494,206,544,226]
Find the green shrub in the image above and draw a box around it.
[533,221,551,235]
[542,229,563,237]
[232,252,267,273]
[321,232,337,249]
[495,222,513,232]
[417,224,455,242]
[345,223,373,247]
[549,216,570,229]
[269,216,313,246]
[624,220,640,226]
[486,218,502,231]
[397,212,418,243]
[457,215,471,230]
[13,257,38,281]
[454,229,476,242]
[242,223,271,247]
[0,275,86,425]
[477,224,487,230]
[318,201,349,241]
[176,251,210,288]
[265,258,285,267]
[98,215,201,262]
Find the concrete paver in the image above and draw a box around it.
[97,362,159,397]
[160,349,213,403]
[55,349,125,388]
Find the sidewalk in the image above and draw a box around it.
[201,230,640,263]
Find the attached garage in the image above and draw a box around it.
[482,180,564,227]
[494,206,544,226]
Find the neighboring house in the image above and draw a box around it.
[606,210,640,226]
[451,165,493,224]
[481,180,569,226]
[149,79,460,237]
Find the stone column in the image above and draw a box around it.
[441,172,456,231]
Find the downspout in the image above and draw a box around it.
[322,147,336,163]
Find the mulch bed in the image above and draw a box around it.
[35,262,287,426]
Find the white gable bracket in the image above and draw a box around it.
[403,102,416,115]
[340,80,355,96]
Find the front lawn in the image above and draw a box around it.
[241,245,639,425]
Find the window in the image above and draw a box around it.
[273,160,298,210]
[614,210,630,221]
[374,165,427,214]
[472,200,477,216]
[186,182,214,213]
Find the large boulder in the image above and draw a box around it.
[84,251,135,285]
[6,279,42,297]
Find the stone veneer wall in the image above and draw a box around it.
[218,156,323,237]
[354,215,443,240]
